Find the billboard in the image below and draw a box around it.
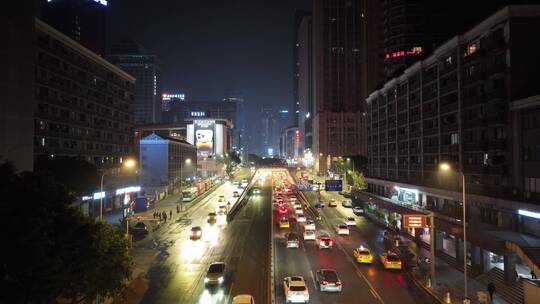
[195,120,215,156]
[403,214,427,228]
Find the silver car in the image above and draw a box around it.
[316,269,342,292]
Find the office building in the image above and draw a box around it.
[280,126,300,161]
[313,0,366,172]
[139,133,197,198]
[366,5,540,230]
[223,96,246,153]
[41,0,107,56]
[293,10,311,127]
[108,39,161,125]
[297,15,313,156]
[163,99,238,149]
[261,105,275,156]
[34,19,135,167]
[0,1,35,171]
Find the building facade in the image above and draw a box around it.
[139,133,197,197]
[366,6,540,232]
[261,104,275,156]
[41,0,107,56]
[297,15,313,157]
[280,126,300,161]
[313,0,366,172]
[293,10,311,127]
[108,39,161,125]
[34,19,135,167]
[0,1,35,171]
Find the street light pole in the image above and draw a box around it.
[439,162,468,302]
[462,172,468,301]
[100,173,105,221]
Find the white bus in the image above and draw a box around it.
[182,187,198,202]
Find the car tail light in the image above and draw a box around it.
[329,240,333,246]
[335,280,342,286]
[321,280,328,285]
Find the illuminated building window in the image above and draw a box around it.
[465,42,478,57]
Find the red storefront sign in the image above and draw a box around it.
[403,214,427,228]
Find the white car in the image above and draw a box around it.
[345,217,356,226]
[232,294,255,304]
[294,207,303,215]
[303,229,316,241]
[335,224,350,235]
[296,214,307,223]
[304,219,316,231]
[283,276,310,303]
[293,202,302,209]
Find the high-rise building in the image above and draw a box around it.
[293,10,311,127]
[379,0,539,81]
[359,0,384,102]
[366,5,540,229]
[34,19,135,167]
[41,0,107,56]
[261,105,275,156]
[297,15,313,156]
[223,97,246,153]
[162,98,239,150]
[108,39,161,125]
[313,0,366,172]
[0,1,35,171]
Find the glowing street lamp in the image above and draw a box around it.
[439,162,468,302]
[100,158,137,221]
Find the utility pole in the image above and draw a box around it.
[429,212,436,289]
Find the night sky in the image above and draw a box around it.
[109,0,312,152]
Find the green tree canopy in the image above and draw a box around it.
[34,155,100,194]
[216,152,241,177]
[0,162,132,303]
[349,170,367,190]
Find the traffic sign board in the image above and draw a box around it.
[324,180,343,192]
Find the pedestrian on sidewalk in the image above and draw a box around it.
[176,205,180,213]
[532,270,537,280]
[487,282,496,302]
[169,210,172,219]
[163,211,167,222]
[158,212,162,221]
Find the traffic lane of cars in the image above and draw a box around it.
[317,192,438,304]
[141,177,256,304]
[227,183,272,303]
[273,190,380,303]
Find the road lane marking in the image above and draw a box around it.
[310,270,318,290]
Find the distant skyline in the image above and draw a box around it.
[108,0,312,153]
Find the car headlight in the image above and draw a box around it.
[218,276,224,283]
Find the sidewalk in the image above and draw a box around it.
[407,235,508,304]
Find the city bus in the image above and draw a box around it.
[182,187,198,202]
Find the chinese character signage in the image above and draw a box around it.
[324,180,343,192]
[403,214,427,228]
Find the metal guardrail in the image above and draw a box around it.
[226,175,254,222]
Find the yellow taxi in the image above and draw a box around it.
[279,217,290,229]
[380,251,402,270]
[328,198,337,207]
[353,246,374,264]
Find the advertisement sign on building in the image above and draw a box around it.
[403,214,427,228]
[324,180,343,192]
[195,120,215,156]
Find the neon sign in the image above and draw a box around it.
[162,93,185,101]
[385,47,423,60]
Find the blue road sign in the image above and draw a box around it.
[324,180,343,192]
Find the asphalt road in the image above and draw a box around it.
[140,170,271,304]
[301,188,438,304]
[273,170,383,304]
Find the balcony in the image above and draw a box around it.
[486,64,506,75]
[441,123,458,133]
[423,128,437,136]
[488,140,506,150]
[486,88,506,101]
[440,103,458,114]
[463,164,487,175]
[424,146,438,153]
[463,142,486,151]
[441,144,458,153]
[488,165,507,175]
